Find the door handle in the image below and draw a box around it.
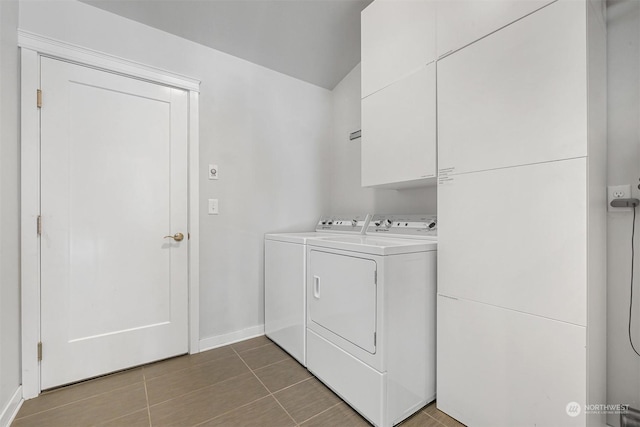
[164,232,184,242]
[313,275,320,299]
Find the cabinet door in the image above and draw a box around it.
[438,0,587,175]
[362,64,436,188]
[437,296,586,427]
[308,250,377,354]
[438,158,587,326]
[436,0,555,57]
[361,0,435,98]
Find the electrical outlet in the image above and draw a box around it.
[608,184,632,212]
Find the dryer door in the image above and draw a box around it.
[308,250,377,354]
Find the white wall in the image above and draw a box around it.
[18,0,332,345]
[0,0,22,423]
[607,0,640,424]
[329,63,436,215]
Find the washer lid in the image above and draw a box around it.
[307,235,437,256]
[264,232,346,244]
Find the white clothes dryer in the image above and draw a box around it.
[305,214,437,427]
[264,214,370,366]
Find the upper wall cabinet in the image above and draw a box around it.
[437,0,588,175]
[361,0,436,98]
[361,64,436,189]
[436,0,556,58]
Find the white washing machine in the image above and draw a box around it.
[264,214,371,366]
[305,214,437,427]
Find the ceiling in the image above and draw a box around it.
[80,0,373,90]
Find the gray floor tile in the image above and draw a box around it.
[237,343,289,370]
[300,402,370,427]
[142,346,235,380]
[425,402,465,426]
[273,377,341,424]
[148,373,269,426]
[13,383,147,427]
[146,353,250,405]
[197,396,295,427]
[253,358,311,393]
[231,336,273,353]
[16,368,144,419]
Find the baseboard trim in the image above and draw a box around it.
[199,325,265,352]
[0,386,23,427]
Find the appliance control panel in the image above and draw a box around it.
[366,214,437,238]
[315,214,371,233]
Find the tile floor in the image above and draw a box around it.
[12,336,464,427]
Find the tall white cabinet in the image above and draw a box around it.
[437,1,606,427]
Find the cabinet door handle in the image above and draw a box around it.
[313,275,320,299]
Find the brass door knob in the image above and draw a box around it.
[164,232,184,242]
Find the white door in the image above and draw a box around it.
[40,57,188,389]
[308,250,377,354]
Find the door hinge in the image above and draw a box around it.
[374,332,377,347]
[37,215,42,235]
[37,89,42,108]
[37,342,42,361]
[374,270,377,285]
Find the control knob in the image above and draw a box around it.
[384,219,393,228]
[351,219,358,227]
[428,221,437,229]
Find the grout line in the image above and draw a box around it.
[422,409,454,427]
[94,408,151,427]
[143,343,261,409]
[142,350,237,383]
[142,370,152,427]
[191,395,275,427]
[249,356,292,372]
[14,379,145,420]
[296,401,342,425]
[17,386,149,426]
[233,341,274,355]
[146,370,254,409]
[232,346,298,426]
[270,375,313,394]
[251,355,290,371]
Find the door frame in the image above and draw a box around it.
[18,30,201,399]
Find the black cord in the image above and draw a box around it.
[629,205,640,357]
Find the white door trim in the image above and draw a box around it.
[19,34,201,399]
[18,30,200,92]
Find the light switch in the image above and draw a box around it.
[208,164,219,180]
[208,199,219,215]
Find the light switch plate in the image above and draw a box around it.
[208,164,219,180]
[208,199,219,215]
